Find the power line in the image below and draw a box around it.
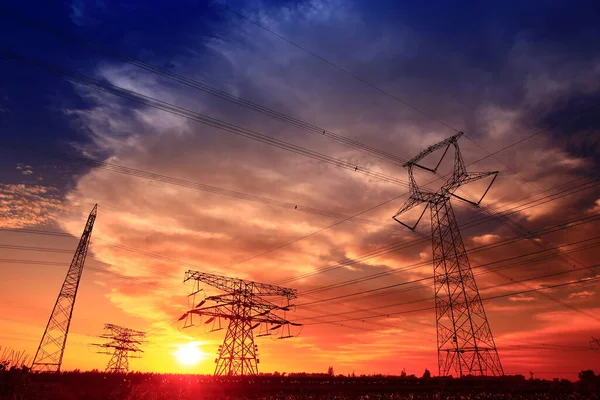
[0,142,388,227]
[222,192,406,270]
[0,226,209,279]
[3,164,596,319]
[4,6,597,330]
[0,258,177,291]
[221,118,599,270]
[2,50,594,275]
[5,231,594,335]
[0,49,409,188]
[224,4,460,133]
[300,271,600,325]
[0,244,73,253]
[278,177,600,286]
[224,3,569,209]
[297,212,600,297]
[455,183,587,271]
[295,240,600,325]
[411,132,592,286]
[281,146,598,323]
[4,228,596,335]
[4,161,596,330]
[8,172,593,282]
[0,7,408,167]
[4,220,598,329]
[0,228,423,332]
[449,185,594,321]
[0,230,400,332]
[296,214,600,325]
[0,255,384,334]
[294,234,600,309]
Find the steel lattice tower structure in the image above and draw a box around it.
[31,204,98,372]
[181,270,300,376]
[393,132,503,377]
[92,324,146,372]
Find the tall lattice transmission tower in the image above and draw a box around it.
[31,204,98,372]
[92,324,146,372]
[393,132,503,377]
[180,270,300,376]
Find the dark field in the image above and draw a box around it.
[2,372,600,400]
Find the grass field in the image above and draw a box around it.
[2,371,599,400]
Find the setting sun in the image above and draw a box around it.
[174,342,206,366]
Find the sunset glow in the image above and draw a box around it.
[174,342,207,367]
[0,0,599,386]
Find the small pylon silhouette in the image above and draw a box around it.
[92,324,145,372]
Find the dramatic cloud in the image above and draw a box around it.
[51,0,600,376]
[1,0,599,378]
[0,183,65,228]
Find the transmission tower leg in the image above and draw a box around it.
[106,349,128,372]
[214,294,259,376]
[431,199,503,377]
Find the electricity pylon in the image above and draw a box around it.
[31,204,98,372]
[92,324,146,372]
[590,337,600,350]
[180,270,300,376]
[393,132,503,377]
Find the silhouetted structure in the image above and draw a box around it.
[181,270,300,376]
[590,337,600,350]
[393,132,503,377]
[92,324,145,372]
[31,205,98,372]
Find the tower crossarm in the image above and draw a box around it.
[188,307,294,325]
[402,132,464,168]
[103,324,145,336]
[94,343,144,352]
[187,303,235,318]
[394,133,498,231]
[186,302,295,323]
[184,270,297,299]
[444,171,499,206]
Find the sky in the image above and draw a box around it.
[0,0,600,380]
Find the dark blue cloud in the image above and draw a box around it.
[1,0,599,186]
[534,90,600,163]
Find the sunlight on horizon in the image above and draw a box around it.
[173,342,208,367]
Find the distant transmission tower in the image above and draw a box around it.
[590,337,600,350]
[92,324,146,372]
[393,132,503,377]
[31,205,98,372]
[180,270,300,376]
